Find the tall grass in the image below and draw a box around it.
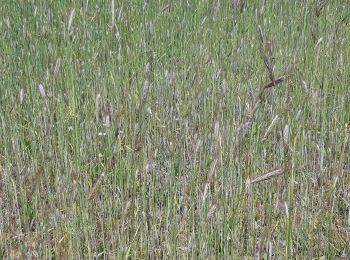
[0,0,349,258]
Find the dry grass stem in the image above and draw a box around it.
[19,88,24,106]
[111,0,115,28]
[263,115,279,140]
[38,84,46,99]
[67,8,75,35]
[88,173,105,201]
[53,58,61,78]
[251,167,285,184]
[202,158,218,204]
[263,75,287,89]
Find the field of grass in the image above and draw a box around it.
[1,0,349,258]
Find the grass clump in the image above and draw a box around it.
[0,0,349,258]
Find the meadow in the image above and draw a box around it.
[0,0,349,258]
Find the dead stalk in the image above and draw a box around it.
[88,173,105,202]
[251,167,285,184]
[202,158,218,204]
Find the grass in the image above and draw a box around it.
[0,0,349,258]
